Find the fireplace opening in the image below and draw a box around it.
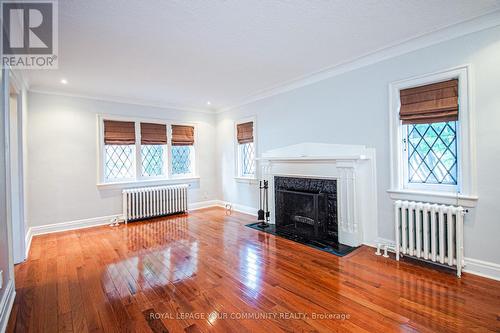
[246,175,356,256]
[276,189,329,239]
[275,176,338,247]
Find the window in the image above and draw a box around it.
[141,145,166,177]
[105,144,135,180]
[236,120,256,178]
[171,125,195,176]
[140,122,167,177]
[172,146,193,175]
[240,142,255,176]
[405,121,457,185]
[103,120,136,181]
[399,79,459,192]
[388,66,477,207]
[100,118,196,184]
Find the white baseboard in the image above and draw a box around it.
[24,214,122,257]
[188,200,224,211]
[24,200,233,255]
[0,280,16,333]
[365,237,396,250]
[25,227,33,259]
[221,201,258,216]
[463,258,500,281]
[365,237,500,281]
[27,214,122,237]
[189,200,258,216]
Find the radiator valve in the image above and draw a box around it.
[383,245,390,258]
[109,217,120,227]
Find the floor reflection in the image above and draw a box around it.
[105,214,199,297]
[398,269,460,331]
[124,214,190,251]
[240,245,262,294]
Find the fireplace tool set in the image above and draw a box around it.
[257,180,270,228]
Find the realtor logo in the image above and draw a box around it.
[1,0,58,69]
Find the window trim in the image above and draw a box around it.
[388,65,477,206]
[234,116,257,181]
[97,114,199,188]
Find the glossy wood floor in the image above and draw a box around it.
[7,207,500,332]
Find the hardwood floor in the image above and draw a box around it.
[7,207,500,332]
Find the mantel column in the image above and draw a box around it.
[337,161,362,247]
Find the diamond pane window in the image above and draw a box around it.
[172,146,192,175]
[105,145,134,181]
[407,121,458,185]
[141,145,165,177]
[240,142,255,176]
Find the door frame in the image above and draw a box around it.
[7,71,26,264]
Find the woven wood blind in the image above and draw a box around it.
[171,125,194,146]
[104,120,136,145]
[140,123,167,145]
[399,79,458,124]
[237,121,253,144]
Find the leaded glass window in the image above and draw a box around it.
[141,145,165,177]
[406,121,458,185]
[105,145,135,181]
[240,142,255,176]
[172,146,192,175]
[102,118,197,182]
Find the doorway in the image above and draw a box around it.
[8,77,26,264]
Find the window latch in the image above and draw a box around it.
[402,138,407,152]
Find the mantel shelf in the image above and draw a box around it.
[257,155,368,162]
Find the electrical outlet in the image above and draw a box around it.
[0,270,3,289]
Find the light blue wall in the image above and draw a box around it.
[217,25,500,266]
[27,92,219,228]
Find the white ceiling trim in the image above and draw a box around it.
[216,9,500,114]
[28,88,215,115]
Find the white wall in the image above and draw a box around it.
[216,25,500,269]
[27,92,218,228]
[22,24,500,278]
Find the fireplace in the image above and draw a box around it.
[274,176,338,245]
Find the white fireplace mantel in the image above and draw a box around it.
[259,143,378,247]
[256,155,368,162]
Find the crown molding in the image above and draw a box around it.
[22,9,500,115]
[216,9,500,114]
[28,87,216,115]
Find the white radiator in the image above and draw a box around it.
[122,185,188,223]
[394,200,466,277]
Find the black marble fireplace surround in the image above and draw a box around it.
[246,176,356,256]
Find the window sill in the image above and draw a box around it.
[97,176,200,191]
[235,176,258,185]
[387,189,478,207]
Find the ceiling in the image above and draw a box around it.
[24,0,500,112]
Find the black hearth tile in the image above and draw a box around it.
[245,222,358,257]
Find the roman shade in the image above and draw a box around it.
[399,79,459,124]
[103,120,135,145]
[237,121,253,144]
[140,122,167,145]
[171,125,194,146]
